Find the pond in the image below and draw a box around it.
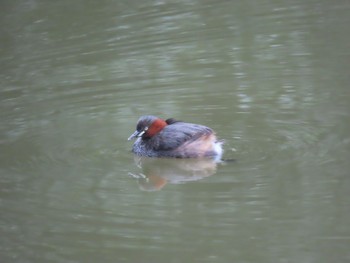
[1,0,350,262]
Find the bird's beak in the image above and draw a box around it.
[128,130,139,140]
[128,130,146,141]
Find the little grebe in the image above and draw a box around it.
[128,115,223,159]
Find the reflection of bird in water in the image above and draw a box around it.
[129,157,219,191]
[128,115,223,160]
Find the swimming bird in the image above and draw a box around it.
[128,115,223,159]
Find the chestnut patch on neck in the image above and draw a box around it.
[145,118,167,138]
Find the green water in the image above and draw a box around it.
[1,0,350,262]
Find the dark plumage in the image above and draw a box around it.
[128,115,223,159]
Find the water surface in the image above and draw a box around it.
[1,0,350,262]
